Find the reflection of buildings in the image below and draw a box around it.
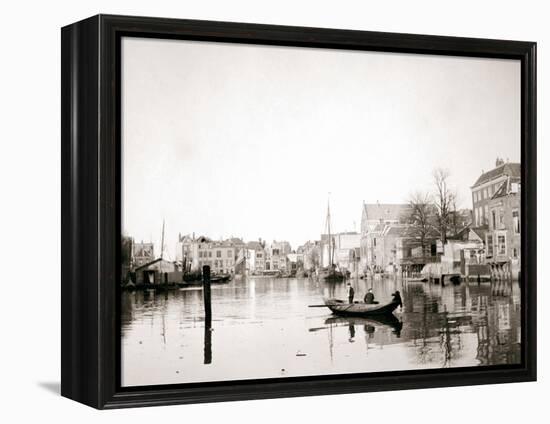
[399,281,521,367]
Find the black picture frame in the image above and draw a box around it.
[61,14,537,409]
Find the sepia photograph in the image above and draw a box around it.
[120,36,522,387]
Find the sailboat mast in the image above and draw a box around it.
[160,219,165,260]
[327,199,332,267]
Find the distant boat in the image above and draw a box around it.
[210,274,231,283]
[319,197,345,282]
[324,298,400,317]
[179,274,231,287]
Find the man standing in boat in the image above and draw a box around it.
[347,283,355,304]
[392,290,403,310]
[364,288,375,304]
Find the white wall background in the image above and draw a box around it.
[0,0,546,422]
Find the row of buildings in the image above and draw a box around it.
[126,157,521,284]
[355,158,521,280]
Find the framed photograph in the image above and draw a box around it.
[61,14,536,409]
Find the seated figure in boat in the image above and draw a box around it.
[364,288,375,304]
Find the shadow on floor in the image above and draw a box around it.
[37,381,60,395]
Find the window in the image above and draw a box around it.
[227,250,232,257]
[491,210,496,230]
[216,250,221,258]
[373,238,377,247]
[214,260,218,267]
[484,188,488,199]
[273,249,280,255]
[513,248,518,258]
[497,234,506,255]
[487,234,493,257]
[199,251,203,258]
[208,251,212,258]
[513,210,520,233]
[499,209,504,227]
[484,205,489,224]
[257,253,262,258]
[488,185,493,197]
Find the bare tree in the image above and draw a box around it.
[406,191,434,257]
[432,168,455,245]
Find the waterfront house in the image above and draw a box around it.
[485,177,521,279]
[132,241,155,268]
[359,202,410,272]
[320,232,361,273]
[265,240,292,272]
[245,240,266,274]
[299,240,321,272]
[471,158,520,227]
[180,233,201,272]
[135,258,177,285]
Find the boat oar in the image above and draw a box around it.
[308,304,329,308]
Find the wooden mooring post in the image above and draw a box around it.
[202,265,212,364]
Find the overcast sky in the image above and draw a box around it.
[122,37,520,259]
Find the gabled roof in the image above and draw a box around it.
[246,241,263,250]
[134,258,174,271]
[470,226,489,242]
[491,177,520,199]
[472,162,520,188]
[363,203,410,222]
[384,225,410,237]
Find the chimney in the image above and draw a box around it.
[495,157,504,167]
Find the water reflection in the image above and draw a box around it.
[121,277,521,386]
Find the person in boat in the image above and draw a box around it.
[347,283,355,304]
[364,288,375,304]
[392,290,403,309]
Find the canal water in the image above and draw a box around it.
[121,277,521,387]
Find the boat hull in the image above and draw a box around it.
[325,298,399,317]
[319,270,345,282]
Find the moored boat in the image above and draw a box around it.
[324,298,400,317]
[319,197,345,282]
[319,267,345,282]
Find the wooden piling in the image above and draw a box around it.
[202,265,212,364]
[202,265,212,322]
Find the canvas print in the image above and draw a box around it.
[120,37,521,387]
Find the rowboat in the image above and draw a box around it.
[324,298,400,317]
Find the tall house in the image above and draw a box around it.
[132,242,155,268]
[486,178,521,278]
[265,240,292,272]
[246,240,266,274]
[360,203,410,271]
[471,158,520,227]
